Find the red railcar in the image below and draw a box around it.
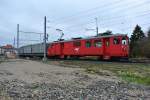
[47,34,129,60]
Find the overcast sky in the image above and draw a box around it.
[0,0,150,46]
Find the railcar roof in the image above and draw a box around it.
[53,34,127,43]
[20,34,127,47]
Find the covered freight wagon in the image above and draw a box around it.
[19,43,49,57]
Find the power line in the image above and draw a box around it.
[48,1,150,37]
[52,0,122,23]
[19,31,43,34]
[52,0,150,24]
[53,0,144,23]
[51,1,150,35]
[66,22,150,35]
[67,9,150,30]
[20,39,41,42]
[65,11,150,31]
[63,10,150,31]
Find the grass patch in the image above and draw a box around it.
[53,60,150,85]
[118,71,150,85]
[85,67,113,76]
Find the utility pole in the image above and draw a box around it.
[95,18,99,36]
[17,24,20,49]
[43,16,47,61]
[13,37,16,48]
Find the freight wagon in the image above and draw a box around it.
[19,43,49,57]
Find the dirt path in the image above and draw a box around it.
[0,59,118,87]
[0,59,149,100]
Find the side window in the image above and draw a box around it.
[86,41,91,48]
[73,41,81,47]
[94,40,102,47]
[122,37,127,45]
[113,38,120,45]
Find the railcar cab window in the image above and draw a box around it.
[86,41,91,48]
[113,37,120,45]
[122,37,127,45]
[73,41,81,47]
[94,40,102,47]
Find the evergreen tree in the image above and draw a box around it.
[147,28,150,39]
[130,25,145,43]
[130,25,145,57]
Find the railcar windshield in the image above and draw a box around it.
[122,37,127,45]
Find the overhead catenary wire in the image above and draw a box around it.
[20,39,41,42]
[66,9,150,29]
[52,0,145,23]
[19,31,43,34]
[65,9,150,29]
[50,1,150,35]
[52,0,150,25]
[45,0,150,38]
[52,0,122,23]
[67,22,150,35]
[50,13,149,38]
[65,11,150,31]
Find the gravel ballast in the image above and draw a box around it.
[0,79,150,100]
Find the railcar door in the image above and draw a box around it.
[103,38,111,59]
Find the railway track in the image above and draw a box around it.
[48,59,149,64]
[25,56,150,64]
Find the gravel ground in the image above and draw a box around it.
[0,59,150,100]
